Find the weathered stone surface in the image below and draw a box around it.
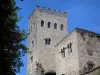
[27,6,67,75]
[77,30,100,74]
[27,6,100,75]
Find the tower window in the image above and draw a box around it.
[48,38,51,45]
[31,26,32,32]
[61,24,64,30]
[48,22,50,28]
[41,20,44,27]
[87,61,94,71]
[31,56,33,62]
[61,48,65,58]
[44,38,51,45]
[69,42,72,53]
[45,38,48,44]
[32,40,34,47]
[29,29,30,33]
[54,23,57,29]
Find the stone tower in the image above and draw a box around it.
[27,6,67,75]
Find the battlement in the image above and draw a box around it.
[29,5,67,19]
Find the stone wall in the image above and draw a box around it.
[27,6,67,75]
[81,66,100,75]
[35,6,67,72]
[29,5,67,19]
[55,30,80,75]
[76,28,100,74]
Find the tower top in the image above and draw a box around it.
[29,5,67,19]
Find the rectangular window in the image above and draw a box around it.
[67,42,72,54]
[54,23,57,29]
[45,38,48,44]
[61,24,64,30]
[45,38,51,45]
[31,56,33,62]
[32,40,34,47]
[48,22,50,28]
[61,48,65,58]
[62,51,65,58]
[41,20,44,27]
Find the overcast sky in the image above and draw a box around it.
[16,0,100,75]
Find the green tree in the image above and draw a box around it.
[0,0,28,75]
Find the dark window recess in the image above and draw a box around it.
[48,22,50,28]
[31,56,33,61]
[48,38,51,45]
[41,20,44,27]
[61,24,64,30]
[69,42,72,53]
[29,29,30,34]
[45,38,51,45]
[68,42,72,54]
[54,23,57,29]
[61,48,65,58]
[45,38,48,44]
[62,74,65,75]
[62,52,65,57]
[31,26,32,32]
[32,40,34,47]
[87,61,94,71]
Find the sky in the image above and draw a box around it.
[16,0,100,75]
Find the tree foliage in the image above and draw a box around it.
[0,0,28,75]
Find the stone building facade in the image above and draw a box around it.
[27,6,67,75]
[55,28,100,75]
[27,6,100,75]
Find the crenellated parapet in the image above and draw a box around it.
[29,5,67,19]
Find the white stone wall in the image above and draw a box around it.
[27,6,67,75]
[77,30,100,74]
[27,9,100,75]
[35,9,67,72]
[55,30,80,75]
[27,10,39,75]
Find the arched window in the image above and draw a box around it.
[61,24,64,30]
[87,61,94,71]
[44,38,51,45]
[41,20,44,27]
[48,38,51,45]
[48,22,50,28]
[45,38,48,44]
[83,61,95,72]
[54,23,57,29]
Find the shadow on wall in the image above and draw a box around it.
[44,72,56,75]
[81,66,100,75]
